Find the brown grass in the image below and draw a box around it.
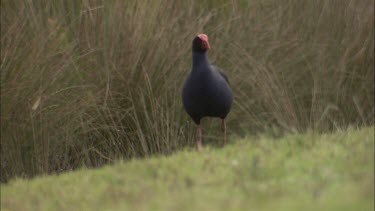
[1,0,374,182]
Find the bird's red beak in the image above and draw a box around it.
[197,34,210,50]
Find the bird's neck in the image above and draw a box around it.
[192,51,209,70]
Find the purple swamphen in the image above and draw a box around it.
[182,34,233,150]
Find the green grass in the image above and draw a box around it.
[2,127,373,211]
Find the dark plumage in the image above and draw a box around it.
[182,34,233,150]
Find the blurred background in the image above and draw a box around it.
[1,0,374,182]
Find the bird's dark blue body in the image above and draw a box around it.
[182,51,233,124]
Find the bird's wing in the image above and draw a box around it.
[211,65,230,84]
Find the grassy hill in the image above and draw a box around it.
[1,127,373,211]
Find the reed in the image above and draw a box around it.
[1,0,373,181]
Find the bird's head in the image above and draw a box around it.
[192,34,210,52]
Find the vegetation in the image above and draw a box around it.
[1,0,374,182]
[1,127,373,211]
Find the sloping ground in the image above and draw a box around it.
[1,127,374,211]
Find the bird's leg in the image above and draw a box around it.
[221,119,226,147]
[196,124,202,151]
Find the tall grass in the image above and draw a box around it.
[1,0,373,182]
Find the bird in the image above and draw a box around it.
[182,34,233,150]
